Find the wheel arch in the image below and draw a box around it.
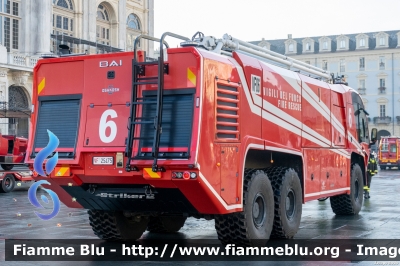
[351,152,366,185]
[243,148,304,201]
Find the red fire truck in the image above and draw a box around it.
[27,32,376,246]
[0,132,31,192]
[0,134,27,171]
[378,136,400,170]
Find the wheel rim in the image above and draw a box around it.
[4,177,10,188]
[252,193,266,228]
[285,189,296,220]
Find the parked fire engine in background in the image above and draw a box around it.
[0,130,31,192]
[0,133,27,171]
[378,136,400,170]
[27,31,377,246]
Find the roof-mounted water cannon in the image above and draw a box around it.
[180,31,217,50]
[331,73,348,86]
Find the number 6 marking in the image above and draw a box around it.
[99,109,118,143]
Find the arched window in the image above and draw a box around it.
[288,43,294,52]
[8,85,29,137]
[9,86,29,110]
[97,4,109,21]
[96,4,111,46]
[127,13,141,30]
[126,13,142,51]
[53,0,73,10]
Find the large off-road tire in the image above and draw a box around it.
[1,164,13,171]
[264,167,302,239]
[147,216,187,233]
[0,174,15,193]
[88,210,148,240]
[330,163,364,215]
[215,169,274,246]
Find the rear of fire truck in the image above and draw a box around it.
[27,33,216,241]
[378,136,400,170]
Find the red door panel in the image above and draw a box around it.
[220,146,239,205]
[303,149,320,196]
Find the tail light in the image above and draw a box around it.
[183,171,190,180]
[172,171,197,179]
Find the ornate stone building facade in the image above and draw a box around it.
[0,0,154,137]
[253,30,400,140]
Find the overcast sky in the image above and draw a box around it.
[154,0,400,47]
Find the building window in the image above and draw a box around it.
[56,15,62,28]
[359,57,365,70]
[305,60,310,65]
[322,41,328,50]
[53,0,74,10]
[12,18,18,49]
[359,79,365,89]
[96,26,109,43]
[53,0,74,33]
[340,39,345,48]
[379,56,385,70]
[379,36,385,46]
[4,18,11,50]
[358,79,366,94]
[322,60,328,70]
[12,1,18,15]
[340,59,345,73]
[126,13,142,51]
[379,78,386,94]
[52,0,75,53]
[0,0,20,52]
[288,43,294,52]
[305,42,310,51]
[379,78,385,88]
[96,4,111,47]
[380,104,386,117]
[359,38,365,47]
[127,13,141,30]
[97,4,109,21]
[5,0,10,13]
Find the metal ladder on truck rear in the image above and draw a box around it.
[125,33,190,173]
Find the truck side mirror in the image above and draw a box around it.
[371,128,377,143]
